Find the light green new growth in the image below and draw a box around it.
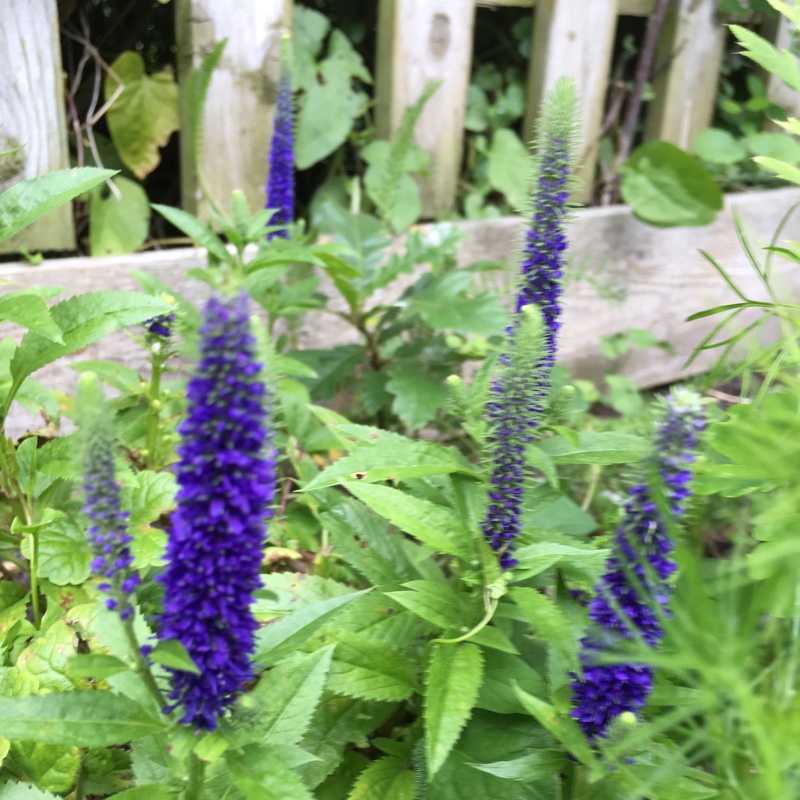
[372,80,441,227]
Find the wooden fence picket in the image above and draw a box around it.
[174,0,292,219]
[522,0,620,202]
[1,0,74,254]
[376,0,477,217]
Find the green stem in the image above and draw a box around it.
[29,531,41,629]
[122,618,167,711]
[74,754,88,800]
[433,589,498,645]
[145,353,164,468]
[181,752,207,800]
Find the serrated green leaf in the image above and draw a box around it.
[150,204,233,264]
[7,292,171,415]
[537,431,649,465]
[105,51,179,179]
[9,741,80,793]
[470,749,568,782]
[386,580,468,631]
[475,650,546,715]
[730,24,800,92]
[0,692,165,747]
[425,643,484,778]
[254,590,369,666]
[66,654,131,680]
[31,515,92,586]
[753,154,800,185]
[226,746,315,800]
[510,587,577,669]
[327,635,417,702]
[302,438,480,491]
[512,542,608,584]
[0,292,63,343]
[0,168,117,244]
[385,365,449,430]
[100,787,175,800]
[0,782,61,799]
[346,482,474,559]
[15,620,79,693]
[232,646,334,747]
[346,756,416,800]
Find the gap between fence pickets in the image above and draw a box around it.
[2,187,800,437]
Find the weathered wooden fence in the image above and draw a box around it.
[1,0,800,431]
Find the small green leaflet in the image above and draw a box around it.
[148,639,200,674]
[537,431,649,465]
[0,292,63,343]
[425,642,484,778]
[66,654,131,680]
[470,749,568,782]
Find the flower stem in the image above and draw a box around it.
[181,752,207,800]
[145,352,165,468]
[122,618,167,711]
[29,531,41,629]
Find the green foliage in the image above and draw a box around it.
[620,141,724,227]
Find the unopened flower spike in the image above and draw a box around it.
[265,33,294,240]
[156,293,278,731]
[78,372,138,619]
[516,76,580,376]
[570,388,706,743]
[480,78,579,569]
[481,305,548,568]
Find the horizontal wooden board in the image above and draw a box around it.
[1,187,799,436]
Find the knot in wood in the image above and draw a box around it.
[429,13,451,59]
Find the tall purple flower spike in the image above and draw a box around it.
[481,78,578,569]
[265,58,294,240]
[157,294,278,731]
[570,389,705,743]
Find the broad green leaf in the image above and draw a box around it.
[327,634,417,702]
[105,51,179,179]
[537,431,648,465]
[30,515,92,586]
[470,749,568,782]
[254,590,368,666]
[127,470,176,568]
[315,751,371,800]
[614,764,719,799]
[620,141,723,227]
[0,168,117,244]
[475,650,546,715]
[692,128,746,165]
[347,756,416,800]
[425,642,484,778]
[427,710,556,800]
[232,646,334,747]
[8,741,80,793]
[745,131,800,164]
[299,698,396,788]
[70,359,142,392]
[385,365,449,430]
[0,292,63,343]
[527,495,596,536]
[512,542,609,584]
[89,176,151,255]
[66,654,131,680]
[15,620,79,693]
[150,204,233,264]
[293,5,331,89]
[0,692,165,746]
[487,127,532,209]
[346,482,474,559]
[226,746,315,800]
[7,292,171,414]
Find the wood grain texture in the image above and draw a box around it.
[644,0,725,148]
[523,0,619,203]
[475,0,655,14]
[2,188,799,435]
[375,0,476,217]
[0,0,75,253]
[175,0,291,217]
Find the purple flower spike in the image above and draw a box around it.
[570,389,705,743]
[79,374,138,619]
[157,294,278,731]
[265,55,294,240]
